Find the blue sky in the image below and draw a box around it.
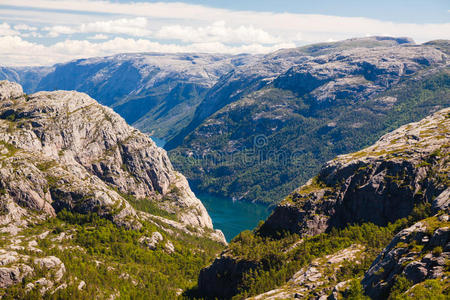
[114,0,450,23]
[0,0,448,66]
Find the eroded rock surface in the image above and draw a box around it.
[197,108,449,298]
[0,80,220,236]
[262,107,449,236]
[362,214,449,299]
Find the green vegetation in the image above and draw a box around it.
[397,279,449,300]
[209,203,435,299]
[119,192,177,221]
[389,275,413,299]
[1,210,224,299]
[170,70,450,204]
[36,161,57,172]
[344,280,369,300]
[0,141,19,157]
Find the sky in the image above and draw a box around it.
[0,0,449,66]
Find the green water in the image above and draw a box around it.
[150,136,166,148]
[197,193,272,242]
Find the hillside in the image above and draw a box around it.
[167,36,416,145]
[195,108,450,299]
[1,37,449,206]
[0,53,256,141]
[0,81,225,299]
[168,37,450,204]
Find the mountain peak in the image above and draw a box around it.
[0,81,224,241]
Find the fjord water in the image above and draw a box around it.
[197,193,272,242]
[150,136,166,148]
[150,135,272,241]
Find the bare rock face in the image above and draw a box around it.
[198,254,259,298]
[139,232,164,250]
[361,215,449,299]
[0,265,33,288]
[0,249,65,290]
[433,188,450,212]
[262,108,449,236]
[34,256,66,281]
[0,80,217,235]
[274,45,447,105]
[0,81,23,101]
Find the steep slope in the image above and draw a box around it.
[166,37,415,149]
[169,38,449,204]
[196,108,449,299]
[0,80,226,298]
[1,53,256,141]
[361,213,449,299]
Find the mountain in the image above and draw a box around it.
[1,37,448,206]
[196,107,450,299]
[0,66,53,93]
[0,53,256,141]
[166,36,416,147]
[0,80,225,298]
[167,37,450,204]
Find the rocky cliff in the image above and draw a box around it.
[362,213,449,299]
[0,80,228,297]
[262,107,449,236]
[0,80,221,233]
[197,108,449,299]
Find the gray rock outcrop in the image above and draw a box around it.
[197,108,449,298]
[361,215,449,299]
[262,107,449,236]
[0,80,219,237]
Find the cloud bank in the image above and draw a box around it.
[0,0,449,66]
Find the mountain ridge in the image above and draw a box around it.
[196,107,449,299]
[1,37,449,205]
[168,38,450,204]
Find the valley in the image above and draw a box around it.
[3,37,448,206]
[0,36,448,300]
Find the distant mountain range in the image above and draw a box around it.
[1,37,449,204]
[168,37,450,203]
[0,53,257,141]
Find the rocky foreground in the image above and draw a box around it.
[198,108,449,299]
[0,80,225,297]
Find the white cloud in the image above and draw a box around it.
[88,34,108,40]
[13,24,38,31]
[79,17,151,37]
[0,23,19,36]
[43,25,75,37]
[20,32,43,38]
[0,0,449,66]
[2,0,449,43]
[0,35,295,66]
[43,17,151,37]
[156,21,281,44]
